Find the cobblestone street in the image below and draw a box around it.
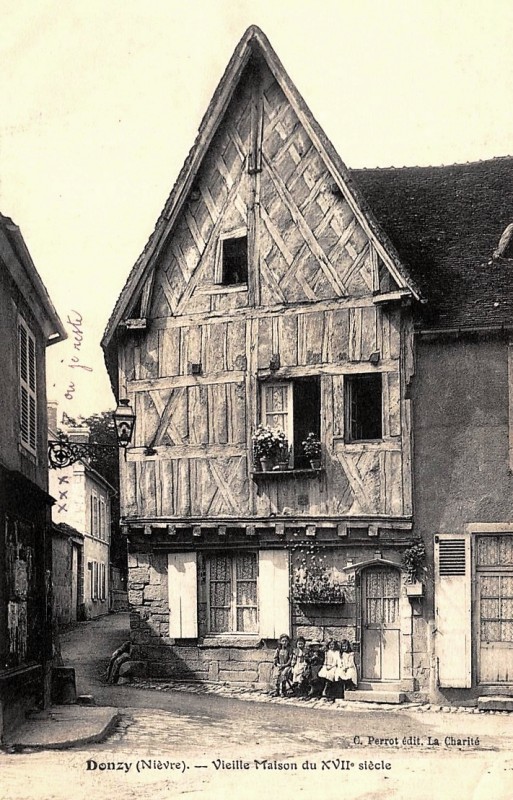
[3,613,513,799]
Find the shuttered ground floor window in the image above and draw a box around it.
[207,552,258,633]
[168,549,290,640]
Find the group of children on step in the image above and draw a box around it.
[272,634,358,700]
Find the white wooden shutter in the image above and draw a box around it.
[434,534,471,687]
[259,549,290,638]
[168,553,198,638]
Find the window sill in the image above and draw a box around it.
[252,468,323,479]
[196,283,248,295]
[199,635,263,649]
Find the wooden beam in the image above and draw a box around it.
[373,290,411,305]
[248,59,264,174]
[124,318,147,330]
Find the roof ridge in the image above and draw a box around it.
[352,155,513,172]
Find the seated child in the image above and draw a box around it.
[318,639,342,699]
[272,633,293,696]
[305,643,325,698]
[338,639,358,691]
[290,636,310,696]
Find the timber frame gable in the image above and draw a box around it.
[102,25,422,369]
[104,25,418,529]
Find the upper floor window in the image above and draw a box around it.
[215,231,248,286]
[260,377,321,468]
[99,497,107,541]
[345,373,382,441]
[90,493,99,537]
[18,317,37,454]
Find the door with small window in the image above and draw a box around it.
[361,566,401,681]
[476,535,513,684]
[207,552,258,634]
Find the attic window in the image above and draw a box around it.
[494,223,513,260]
[216,232,248,286]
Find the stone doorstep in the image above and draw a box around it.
[477,695,513,712]
[345,690,407,704]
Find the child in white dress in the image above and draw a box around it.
[318,639,342,699]
[338,639,358,691]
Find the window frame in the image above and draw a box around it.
[206,551,258,635]
[260,381,294,464]
[90,492,100,537]
[344,373,383,443]
[259,377,321,469]
[214,227,248,287]
[18,316,37,456]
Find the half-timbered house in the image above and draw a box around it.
[103,27,513,705]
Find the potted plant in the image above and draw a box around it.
[302,432,322,469]
[252,425,287,471]
[402,541,426,597]
[292,566,345,604]
[275,441,290,471]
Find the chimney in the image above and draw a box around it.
[47,401,58,435]
[67,426,90,445]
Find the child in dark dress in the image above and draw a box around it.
[272,633,293,696]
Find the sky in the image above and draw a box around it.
[2,0,513,419]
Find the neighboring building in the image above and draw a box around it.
[354,160,513,702]
[51,522,83,626]
[48,413,115,620]
[102,26,513,704]
[0,213,66,741]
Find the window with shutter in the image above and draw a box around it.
[18,318,37,455]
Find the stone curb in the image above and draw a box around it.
[130,680,512,714]
[3,707,120,751]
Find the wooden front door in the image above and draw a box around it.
[361,566,401,681]
[476,535,513,684]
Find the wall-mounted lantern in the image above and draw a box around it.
[113,399,136,448]
[48,399,136,469]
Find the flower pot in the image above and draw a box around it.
[259,457,272,472]
[405,581,424,598]
[310,459,321,470]
[276,461,290,471]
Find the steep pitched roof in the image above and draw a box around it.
[0,213,66,344]
[102,25,421,357]
[351,157,513,330]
